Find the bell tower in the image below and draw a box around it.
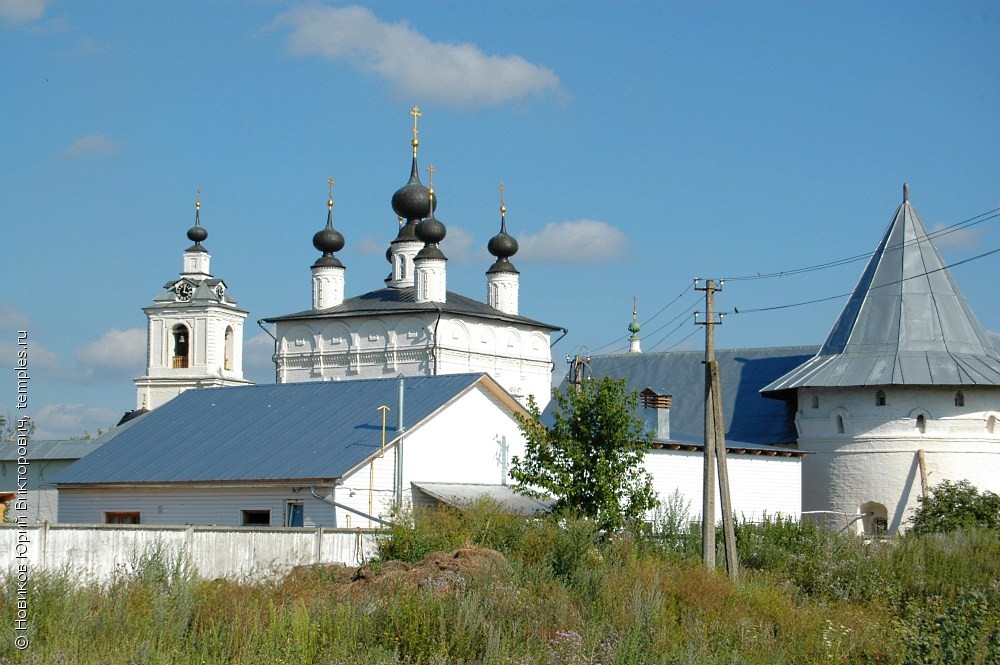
[134,195,253,410]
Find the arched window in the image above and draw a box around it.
[224,326,234,371]
[172,325,190,368]
[875,390,886,407]
[836,415,845,434]
[811,393,820,409]
[954,391,965,407]
[860,501,888,536]
[916,414,926,434]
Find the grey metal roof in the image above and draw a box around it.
[51,373,505,486]
[263,287,563,331]
[411,482,553,515]
[0,440,104,462]
[762,197,1000,395]
[556,347,818,445]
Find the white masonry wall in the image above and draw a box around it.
[274,312,553,409]
[795,385,1000,533]
[643,448,802,524]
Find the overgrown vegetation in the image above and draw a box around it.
[2,500,999,664]
[908,479,1000,534]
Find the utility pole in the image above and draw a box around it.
[695,278,738,579]
[567,353,590,392]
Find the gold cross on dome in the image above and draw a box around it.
[427,164,435,189]
[195,187,201,209]
[499,182,506,212]
[410,105,421,140]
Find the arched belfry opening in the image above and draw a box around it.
[172,325,190,368]
[224,326,234,371]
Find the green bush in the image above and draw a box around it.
[909,479,1000,534]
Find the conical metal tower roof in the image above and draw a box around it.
[762,188,1000,396]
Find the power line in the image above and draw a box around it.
[734,244,1000,315]
[589,283,694,354]
[722,206,1000,282]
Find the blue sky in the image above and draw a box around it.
[3,1,998,439]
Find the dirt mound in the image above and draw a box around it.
[341,546,508,596]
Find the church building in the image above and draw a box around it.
[263,108,562,409]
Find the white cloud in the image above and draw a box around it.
[0,0,47,24]
[274,5,563,108]
[0,303,29,331]
[59,133,118,160]
[75,327,145,373]
[56,36,112,56]
[355,234,391,257]
[442,225,480,264]
[927,222,987,252]
[30,403,121,440]
[518,220,628,263]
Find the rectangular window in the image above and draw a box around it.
[285,502,304,527]
[241,509,271,526]
[105,512,140,525]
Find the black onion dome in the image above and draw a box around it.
[487,217,519,274]
[416,213,446,245]
[391,157,435,221]
[186,205,208,252]
[312,206,345,268]
[488,220,518,260]
[313,209,345,255]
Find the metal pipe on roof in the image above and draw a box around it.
[310,487,390,527]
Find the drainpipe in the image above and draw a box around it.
[310,487,390,527]
[256,319,278,383]
[394,377,406,508]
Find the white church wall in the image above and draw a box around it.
[275,313,554,410]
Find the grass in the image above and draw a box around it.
[1,499,998,664]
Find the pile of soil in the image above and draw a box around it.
[288,546,508,598]
[346,546,508,596]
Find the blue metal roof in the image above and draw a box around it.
[762,195,1000,395]
[556,347,817,445]
[52,373,500,486]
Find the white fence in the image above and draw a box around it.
[0,523,380,583]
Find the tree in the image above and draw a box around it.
[511,377,658,531]
[908,479,1000,534]
[0,411,34,442]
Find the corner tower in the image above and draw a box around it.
[134,196,253,410]
[762,185,1000,534]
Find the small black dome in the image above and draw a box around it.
[187,224,208,244]
[186,206,208,251]
[416,213,446,245]
[391,157,435,221]
[313,225,345,254]
[488,222,518,259]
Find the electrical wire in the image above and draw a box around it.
[733,245,1000,314]
[722,206,1000,282]
[588,283,695,355]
